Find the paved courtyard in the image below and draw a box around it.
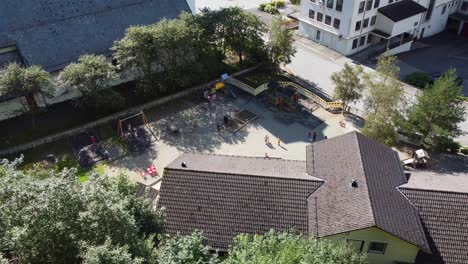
[104,92,359,185]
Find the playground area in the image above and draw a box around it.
[104,82,359,185]
[7,71,360,185]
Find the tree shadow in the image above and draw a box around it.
[153,95,250,153]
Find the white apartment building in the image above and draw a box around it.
[298,0,468,56]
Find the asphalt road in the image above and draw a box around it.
[285,36,468,145]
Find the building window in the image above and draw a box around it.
[363,18,369,28]
[327,0,334,8]
[359,36,366,46]
[441,5,447,14]
[347,240,365,252]
[333,18,341,29]
[370,16,377,25]
[310,0,316,2]
[309,9,315,19]
[358,1,365,13]
[389,0,393,3]
[355,21,361,31]
[426,0,436,21]
[462,1,468,11]
[366,0,373,10]
[336,0,343,11]
[414,21,418,27]
[374,0,380,8]
[368,242,387,254]
[325,15,332,25]
[317,12,323,22]
[316,30,321,40]
[352,39,358,49]
[367,34,373,44]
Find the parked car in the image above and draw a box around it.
[429,72,463,86]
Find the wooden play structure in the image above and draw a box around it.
[118,111,158,154]
[225,76,342,111]
[118,111,156,139]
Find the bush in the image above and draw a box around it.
[273,1,285,8]
[264,4,280,14]
[405,72,430,88]
[290,0,301,5]
[259,1,284,12]
[460,147,468,155]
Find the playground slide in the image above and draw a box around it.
[227,85,237,98]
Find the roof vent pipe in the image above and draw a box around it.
[181,162,187,168]
[351,180,358,188]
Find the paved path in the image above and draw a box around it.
[284,36,468,145]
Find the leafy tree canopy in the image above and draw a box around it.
[224,230,367,264]
[0,63,55,127]
[59,54,124,112]
[197,7,266,64]
[0,157,163,263]
[404,68,466,151]
[267,17,297,67]
[0,63,53,99]
[156,232,219,264]
[362,55,406,145]
[60,54,117,96]
[331,63,364,114]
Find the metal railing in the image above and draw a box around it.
[278,81,342,109]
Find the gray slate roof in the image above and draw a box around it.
[400,188,468,264]
[307,132,430,252]
[0,0,190,72]
[158,154,323,250]
[378,0,427,22]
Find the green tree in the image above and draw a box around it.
[81,239,143,264]
[266,17,297,68]
[404,69,466,151]
[223,7,266,64]
[60,54,117,97]
[404,72,430,89]
[0,255,7,264]
[224,230,367,264]
[0,63,54,127]
[156,232,219,264]
[112,13,198,95]
[331,63,364,114]
[197,7,266,64]
[60,54,123,111]
[112,23,160,91]
[0,157,163,263]
[362,55,406,146]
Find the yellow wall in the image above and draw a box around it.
[324,227,419,264]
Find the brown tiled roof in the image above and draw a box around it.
[158,154,323,250]
[400,188,468,264]
[307,132,430,252]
